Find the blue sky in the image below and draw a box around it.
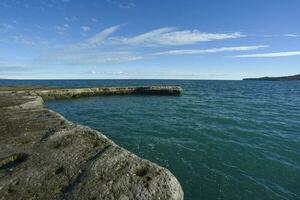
[0,0,300,79]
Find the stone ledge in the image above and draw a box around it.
[10,86,183,100]
[0,86,184,200]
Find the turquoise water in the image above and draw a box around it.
[2,80,300,199]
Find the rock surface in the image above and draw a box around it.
[243,74,300,81]
[0,86,183,200]
[12,86,183,100]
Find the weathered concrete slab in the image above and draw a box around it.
[0,86,183,200]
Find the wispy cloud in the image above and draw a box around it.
[264,34,300,38]
[91,18,98,23]
[49,51,142,65]
[90,70,127,76]
[0,61,31,71]
[113,27,244,46]
[0,23,15,32]
[119,3,136,9]
[57,26,159,63]
[64,16,78,22]
[153,45,268,56]
[284,34,299,37]
[81,26,91,32]
[11,35,38,46]
[0,34,47,46]
[233,51,300,58]
[86,24,122,45]
[44,24,252,66]
[50,24,130,64]
[106,0,136,9]
[55,23,70,34]
[65,25,244,49]
[86,70,239,79]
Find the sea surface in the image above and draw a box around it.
[1,79,300,200]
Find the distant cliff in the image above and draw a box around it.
[243,74,300,81]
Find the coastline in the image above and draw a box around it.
[243,74,300,81]
[0,86,183,200]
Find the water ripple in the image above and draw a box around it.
[41,80,300,200]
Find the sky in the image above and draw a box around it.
[0,0,300,80]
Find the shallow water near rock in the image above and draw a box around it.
[1,79,300,200]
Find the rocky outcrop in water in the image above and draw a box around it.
[0,86,183,200]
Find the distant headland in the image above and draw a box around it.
[243,74,300,81]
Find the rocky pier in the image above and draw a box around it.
[0,86,183,200]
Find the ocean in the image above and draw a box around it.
[1,79,300,200]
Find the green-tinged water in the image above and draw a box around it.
[3,79,299,200]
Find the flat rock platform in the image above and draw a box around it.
[0,86,183,200]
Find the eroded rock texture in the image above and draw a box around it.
[0,87,183,200]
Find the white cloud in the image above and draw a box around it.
[83,70,241,79]
[113,27,244,46]
[64,16,78,22]
[106,0,135,9]
[53,24,124,54]
[91,18,98,23]
[0,61,30,71]
[153,45,268,56]
[284,34,299,37]
[62,25,244,50]
[0,34,47,46]
[113,27,175,45]
[49,51,142,65]
[90,70,127,76]
[81,26,91,32]
[0,23,15,32]
[86,24,122,45]
[11,35,37,46]
[47,24,143,65]
[233,51,300,58]
[264,34,300,38]
[55,23,70,34]
[47,25,248,66]
[119,3,136,9]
